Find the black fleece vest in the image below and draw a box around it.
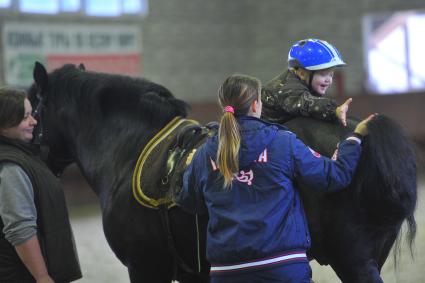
[0,137,81,283]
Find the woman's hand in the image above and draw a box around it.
[336,98,352,127]
[354,114,378,136]
[36,274,54,283]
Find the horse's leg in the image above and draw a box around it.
[103,205,175,283]
[324,227,397,283]
[327,258,383,283]
[126,253,174,283]
[177,272,210,283]
[330,258,384,283]
[375,226,401,271]
[318,208,399,283]
[363,260,384,283]
[169,209,210,283]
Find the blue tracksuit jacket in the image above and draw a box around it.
[175,116,361,274]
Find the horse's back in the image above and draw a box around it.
[284,117,352,157]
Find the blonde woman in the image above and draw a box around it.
[175,74,373,283]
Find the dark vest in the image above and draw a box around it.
[0,137,82,283]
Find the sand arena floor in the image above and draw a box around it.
[68,177,425,283]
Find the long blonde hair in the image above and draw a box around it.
[216,74,261,188]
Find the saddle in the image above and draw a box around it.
[132,117,218,209]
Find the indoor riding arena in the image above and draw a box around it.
[0,0,424,282]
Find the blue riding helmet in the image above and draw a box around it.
[288,39,346,71]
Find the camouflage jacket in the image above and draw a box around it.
[261,70,338,124]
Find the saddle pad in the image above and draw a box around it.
[132,117,200,209]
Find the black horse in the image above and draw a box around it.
[28,62,417,283]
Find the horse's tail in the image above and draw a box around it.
[352,115,417,254]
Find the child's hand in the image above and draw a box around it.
[336,98,352,127]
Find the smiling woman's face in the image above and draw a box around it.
[311,68,335,96]
[0,98,37,142]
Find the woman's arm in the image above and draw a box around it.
[291,114,375,192]
[15,235,54,283]
[292,136,361,193]
[0,163,53,283]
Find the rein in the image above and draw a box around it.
[31,89,74,176]
[32,92,45,145]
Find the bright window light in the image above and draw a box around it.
[123,0,140,12]
[407,15,425,89]
[20,0,59,14]
[365,11,425,94]
[6,0,148,17]
[122,0,148,15]
[86,0,120,16]
[61,0,80,12]
[368,27,407,93]
[0,0,11,8]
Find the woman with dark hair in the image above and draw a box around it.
[0,87,81,283]
[175,74,374,282]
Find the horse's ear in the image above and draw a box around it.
[78,63,86,70]
[33,61,48,92]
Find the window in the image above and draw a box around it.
[20,0,59,14]
[85,0,147,16]
[2,0,148,16]
[86,0,120,16]
[0,0,11,8]
[60,0,80,12]
[364,10,425,94]
[123,0,146,14]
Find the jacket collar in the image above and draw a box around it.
[0,135,40,156]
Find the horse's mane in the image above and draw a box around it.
[46,64,189,130]
[350,115,417,258]
[352,116,417,222]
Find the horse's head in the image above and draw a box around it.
[28,61,81,176]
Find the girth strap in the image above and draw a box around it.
[158,205,194,279]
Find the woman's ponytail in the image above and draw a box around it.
[217,109,240,188]
[216,74,261,189]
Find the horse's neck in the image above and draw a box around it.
[70,122,159,200]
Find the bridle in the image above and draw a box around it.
[31,87,74,176]
[32,90,45,146]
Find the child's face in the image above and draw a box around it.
[311,68,335,96]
